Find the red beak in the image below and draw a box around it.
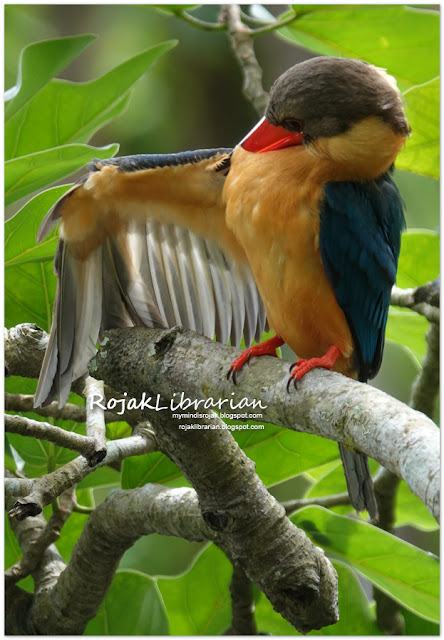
[240,116,304,153]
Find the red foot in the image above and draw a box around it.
[287,345,342,391]
[227,335,285,384]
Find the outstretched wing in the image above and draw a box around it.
[34,149,268,408]
[319,172,405,382]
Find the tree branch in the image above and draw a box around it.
[391,282,439,323]
[89,325,439,521]
[6,427,158,519]
[5,392,122,423]
[225,564,257,635]
[5,414,107,467]
[220,4,268,116]
[5,323,440,521]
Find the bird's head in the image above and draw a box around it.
[240,57,410,177]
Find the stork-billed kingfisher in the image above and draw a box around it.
[34,56,410,519]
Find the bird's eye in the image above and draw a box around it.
[283,119,303,133]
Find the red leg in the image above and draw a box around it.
[288,345,342,391]
[227,335,285,383]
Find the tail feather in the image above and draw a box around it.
[339,443,379,520]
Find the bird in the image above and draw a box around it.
[34,56,410,519]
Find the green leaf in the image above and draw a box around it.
[158,544,232,635]
[85,570,169,635]
[280,6,438,90]
[5,143,118,206]
[395,481,439,531]
[292,506,439,622]
[255,560,380,635]
[396,231,439,290]
[121,453,187,489]
[387,230,439,362]
[386,311,428,363]
[233,424,340,486]
[5,40,178,159]
[397,79,439,178]
[5,185,69,267]
[5,35,96,120]
[120,534,205,578]
[401,605,440,635]
[5,186,68,330]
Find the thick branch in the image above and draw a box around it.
[91,326,439,521]
[93,347,338,632]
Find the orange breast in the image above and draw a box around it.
[224,146,355,374]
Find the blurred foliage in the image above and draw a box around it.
[4,4,439,636]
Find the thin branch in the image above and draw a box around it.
[83,377,107,464]
[250,11,299,38]
[7,427,158,520]
[179,9,226,31]
[5,414,105,467]
[410,321,439,418]
[225,564,257,635]
[283,491,350,515]
[5,392,122,423]
[220,4,268,116]
[391,283,439,323]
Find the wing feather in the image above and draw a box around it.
[34,149,269,408]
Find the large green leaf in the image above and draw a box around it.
[292,506,439,622]
[386,311,428,364]
[279,6,439,90]
[158,544,231,635]
[5,34,96,120]
[397,79,439,178]
[387,230,439,362]
[396,230,439,290]
[121,453,187,489]
[5,185,68,268]
[85,570,169,635]
[5,40,178,159]
[233,425,340,486]
[5,143,118,206]
[395,481,439,532]
[255,560,380,635]
[5,186,68,330]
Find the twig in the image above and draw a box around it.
[391,284,439,323]
[282,491,350,515]
[220,4,268,116]
[6,427,158,520]
[5,392,122,423]
[225,564,257,635]
[178,9,226,31]
[83,377,107,464]
[250,10,299,38]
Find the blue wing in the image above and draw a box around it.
[319,172,405,382]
